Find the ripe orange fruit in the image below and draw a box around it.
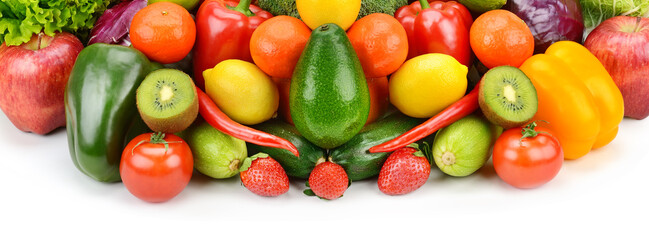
[366,76,389,125]
[274,77,294,125]
[130,2,196,64]
[347,13,408,78]
[470,10,534,69]
[250,16,311,79]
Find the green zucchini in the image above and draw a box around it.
[247,119,325,179]
[329,112,424,181]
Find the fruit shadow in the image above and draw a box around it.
[189,169,240,188]
[427,157,499,184]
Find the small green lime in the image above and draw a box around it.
[149,0,201,11]
[458,0,507,13]
[432,114,497,177]
[181,119,247,179]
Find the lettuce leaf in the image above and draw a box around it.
[581,0,649,38]
[0,0,113,46]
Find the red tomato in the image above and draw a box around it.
[120,133,194,202]
[493,123,564,189]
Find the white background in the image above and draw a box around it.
[0,112,647,239]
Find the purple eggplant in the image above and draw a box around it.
[505,0,584,54]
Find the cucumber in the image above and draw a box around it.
[329,112,424,181]
[247,119,325,179]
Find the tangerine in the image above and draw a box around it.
[130,2,196,64]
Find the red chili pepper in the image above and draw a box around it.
[369,83,480,153]
[395,0,473,66]
[196,87,300,157]
[193,0,272,90]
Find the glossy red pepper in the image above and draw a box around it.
[369,82,480,153]
[196,87,300,157]
[395,0,473,66]
[193,0,272,89]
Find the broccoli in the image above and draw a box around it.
[358,0,409,18]
[256,0,409,19]
[257,0,301,18]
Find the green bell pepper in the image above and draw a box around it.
[65,44,155,182]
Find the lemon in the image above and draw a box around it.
[203,60,279,125]
[389,54,468,118]
[296,0,361,31]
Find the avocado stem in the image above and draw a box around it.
[319,24,330,32]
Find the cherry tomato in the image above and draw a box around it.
[493,122,564,189]
[120,133,194,202]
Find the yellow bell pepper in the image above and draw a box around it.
[519,41,624,160]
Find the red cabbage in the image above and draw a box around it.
[88,0,147,46]
[505,0,584,53]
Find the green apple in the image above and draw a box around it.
[149,0,201,11]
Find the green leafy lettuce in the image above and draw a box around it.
[0,0,113,46]
[581,0,649,37]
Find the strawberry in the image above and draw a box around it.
[304,160,348,200]
[239,153,289,197]
[378,143,431,195]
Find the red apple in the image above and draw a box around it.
[0,32,84,134]
[584,16,649,120]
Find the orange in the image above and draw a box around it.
[469,10,534,69]
[347,13,408,78]
[274,77,294,125]
[130,2,196,64]
[250,16,311,79]
[365,76,389,125]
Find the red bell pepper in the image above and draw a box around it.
[395,0,473,66]
[193,0,272,90]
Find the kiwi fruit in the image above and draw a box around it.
[136,69,199,133]
[478,66,538,129]
[432,114,497,177]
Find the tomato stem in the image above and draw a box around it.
[130,132,183,155]
[519,121,552,145]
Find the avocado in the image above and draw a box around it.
[290,23,370,149]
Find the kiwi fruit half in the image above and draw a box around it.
[478,66,538,129]
[432,114,497,177]
[136,69,199,133]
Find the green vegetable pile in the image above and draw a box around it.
[256,0,408,19]
[0,0,114,46]
[581,0,649,34]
